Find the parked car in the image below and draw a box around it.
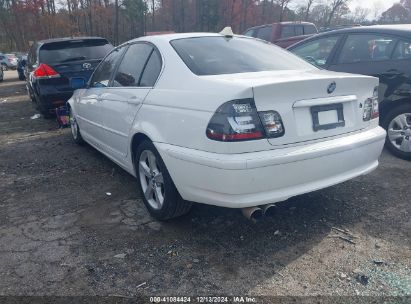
[288,24,411,160]
[26,37,113,116]
[68,32,385,220]
[0,53,18,70]
[243,22,318,48]
[319,24,361,33]
[17,55,27,81]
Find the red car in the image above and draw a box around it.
[243,22,318,48]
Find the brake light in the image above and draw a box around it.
[206,99,285,142]
[371,87,379,119]
[33,63,60,79]
[363,86,379,121]
[258,111,285,138]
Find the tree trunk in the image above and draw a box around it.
[114,0,119,45]
[152,0,155,30]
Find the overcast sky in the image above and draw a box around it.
[290,0,400,19]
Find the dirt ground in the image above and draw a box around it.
[0,70,410,300]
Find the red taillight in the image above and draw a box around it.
[363,86,379,121]
[33,63,60,79]
[206,99,265,142]
[207,130,264,141]
[206,99,285,142]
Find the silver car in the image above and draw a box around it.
[0,53,18,70]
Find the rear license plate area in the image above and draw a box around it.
[311,103,345,131]
[70,77,85,89]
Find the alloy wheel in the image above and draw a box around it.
[387,113,411,153]
[139,150,165,210]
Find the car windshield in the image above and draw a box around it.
[39,39,113,63]
[170,36,315,76]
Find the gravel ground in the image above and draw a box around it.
[0,71,410,301]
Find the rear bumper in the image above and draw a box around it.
[155,127,386,208]
[35,85,74,111]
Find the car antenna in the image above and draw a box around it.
[219,27,234,38]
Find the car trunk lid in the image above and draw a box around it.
[209,69,378,146]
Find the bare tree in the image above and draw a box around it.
[326,0,349,26]
[351,6,370,23]
[151,0,156,29]
[114,0,119,45]
[304,0,315,21]
[371,0,383,20]
[277,0,292,22]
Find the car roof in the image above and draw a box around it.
[325,24,411,35]
[288,24,411,49]
[122,32,232,45]
[36,36,109,45]
[245,22,315,30]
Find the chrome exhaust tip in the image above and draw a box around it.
[242,207,263,222]
[262,204,277,217]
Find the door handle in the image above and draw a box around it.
[127,96,141,105]
[127,100,141,105]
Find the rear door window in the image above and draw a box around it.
[140,49,162,87]
[113,43,153,87]
[256,26,273,42]
[90,47,125,88]
[281,26,295,38]
[39,39,113,63]
[338,34,397,63]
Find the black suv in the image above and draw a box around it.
[288,25,411,160]
[26,37,113,116]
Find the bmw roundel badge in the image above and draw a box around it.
[327,81,336,94]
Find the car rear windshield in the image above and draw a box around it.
[170,36,314,76]
[39,39,113,63]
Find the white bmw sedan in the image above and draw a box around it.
[68,32,386,220]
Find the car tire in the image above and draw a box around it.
[27,87,36,102]
[382,104,411,161]
[34,95,53,118]
[135,140,192,220]
[69,107,85,145]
